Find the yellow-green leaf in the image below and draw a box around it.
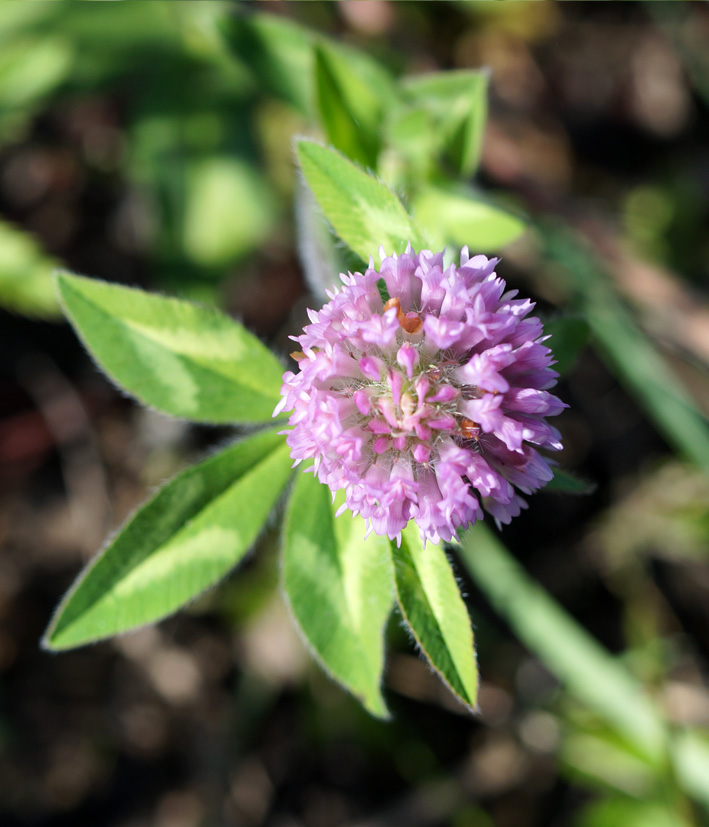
[282,471,394,718]
[392,523,478,711]
[56,272,285,424]
[296,139,427,263]
[44,430,292,650]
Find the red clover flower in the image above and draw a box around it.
[275,246,566,545]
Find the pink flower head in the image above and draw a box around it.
[275,246,566,545]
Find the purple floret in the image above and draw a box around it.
[274,245,566,545]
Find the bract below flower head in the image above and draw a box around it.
[275,245,566,545]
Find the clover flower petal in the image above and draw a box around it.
[277,246,566,545]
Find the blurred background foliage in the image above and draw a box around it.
[2,2,709,827]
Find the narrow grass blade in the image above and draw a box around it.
[457,524,666,762]
[541,227,709,475]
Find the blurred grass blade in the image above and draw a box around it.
[56,272,285,424]
[671,731,709,811]
[296,139,427,263]
[561,728,660,798]
[546,468,596,495]
[542,226,709,474]
[412,185,526,253]
[456,524,666,761]
[0,220,61,318]
[282,471,393,718]
[576,797,691,827]
[543,315,591,375]
[44,429,292,650]
[392,523,478,711]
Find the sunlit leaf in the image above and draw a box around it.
[562,727,659,798]
[671,730,709,811]
[384,105,438,183]
[412,184,526,252]
[183,156,276,267]
[44,429,292,650]
[218,13,313,115]
[403,69,489,176]
[0,37,72,111]
[313,43,380,167]
[392,523,478,711]
[282,470,394,718]
[0,220,61,318]
[56,272,285,423]
[296,139,427,263]
[576,796,689,827]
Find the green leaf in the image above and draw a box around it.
[183,156,276,267]
[456,524,667,762]
[218,13,314,115]
[0,220,61,318]
[296,139,427,263]
[577,797,690,827]
[412,184,526,252]
[56,272,285,424]
[384,105,438,182]
[392,523,478,711]
[219,13,398,124]
[282,470,394,718]
[0,36,72,111]
[403,69,489,176]
[313,42,380,168]
[671,730,709,811]
[44,429,292,650]
[546,468,596,495]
